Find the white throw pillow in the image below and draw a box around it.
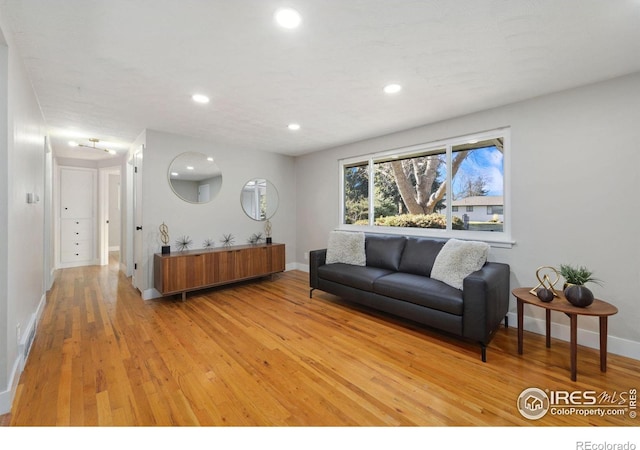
[325,231,366,266]
[431,239,489,290]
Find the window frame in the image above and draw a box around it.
[338,127,512,247]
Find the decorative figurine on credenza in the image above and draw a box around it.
[160,222,170,254]
[265,219,273,244]
[175,235,192,252]
[221,234,235,247]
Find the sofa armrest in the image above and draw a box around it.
[462,262,510,344]
[309,249,327,289]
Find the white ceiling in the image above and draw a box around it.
[1,0,639,160]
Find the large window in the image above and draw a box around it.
[340,128,510,243]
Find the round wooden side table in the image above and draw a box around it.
[512,287,618,381]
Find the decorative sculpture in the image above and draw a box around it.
[265,219,273,244]
[175,235,192,251]
[529,266,560,298]
[221,234,235,247]
[160,222,170,254]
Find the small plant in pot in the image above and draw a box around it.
[559,264,602,307]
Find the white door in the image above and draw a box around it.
[132,147,143,291]
[59,167,97,267]
[60,167,94,219]
[198,183,210,203]
[98,167,121,266]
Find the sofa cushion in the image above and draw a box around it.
[373,272,464,315]
[317,263,394,292]
[398,237,447,277]
[431,239,489,290]
[326,231,366,266]
[365,234,406,271]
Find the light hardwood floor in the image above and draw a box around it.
[9,255,640,426]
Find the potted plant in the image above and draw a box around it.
[558,264,602,307]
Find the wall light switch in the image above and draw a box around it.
[26,193,40,204]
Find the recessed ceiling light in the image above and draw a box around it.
[187,166,195,170]
[275,8,302,29]
[207,157,214,162]
[383,84,402,94]
[68,140,79,147]
[192,94,210,104]
[108,149,117,155]
[171,172,179,177]
[288,123,301,131]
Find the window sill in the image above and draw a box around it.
[337,224,515,249]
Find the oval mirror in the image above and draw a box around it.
[168,152,222,204]
[241,178,279,221]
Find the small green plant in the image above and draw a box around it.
[559,264,602,286]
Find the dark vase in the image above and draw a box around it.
[564,284,594,307]
[536,287,555,302]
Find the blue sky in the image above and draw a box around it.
[453,146,504,197]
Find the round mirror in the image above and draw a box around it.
[241,178,279,221]
[168,152,222,204]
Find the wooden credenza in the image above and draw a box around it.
[153,243,285,300]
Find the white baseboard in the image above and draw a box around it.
[0,293,47,415]
[142,288,161,300]
[58,258,100,269]
[506,311,640,361]
[120,261,130,276]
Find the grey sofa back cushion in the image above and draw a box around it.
[365,234,407,271]
[398,237,448,277]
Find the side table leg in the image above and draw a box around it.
[600,317,608,372]
[570,314,577,381]
[546,309,551,348]
[517,299,523,355]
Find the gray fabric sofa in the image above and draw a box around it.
[309,233,510,361]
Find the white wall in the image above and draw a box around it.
[0,18,49,413]
[294,73,640,357]
[0,27,9,412]
[137,129,297,298]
